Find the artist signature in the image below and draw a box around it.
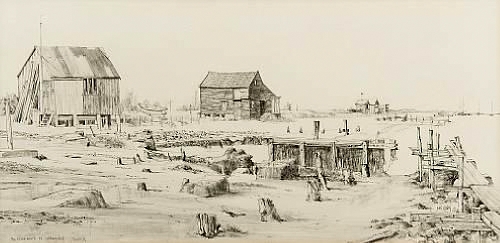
[10,236,86,242]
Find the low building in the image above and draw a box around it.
[259,134,398,180]
[199,71,280,120]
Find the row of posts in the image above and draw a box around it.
[416,127,465,212]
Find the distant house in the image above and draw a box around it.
[15,46,121,127]
[199,71,280,120]
[354,98,388,114]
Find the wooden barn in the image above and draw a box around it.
[14,46,121,127]
[199,71,280,120]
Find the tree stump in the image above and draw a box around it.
[306,180,321,201]
[117,157,124,165]
[258,198,284,222]
[195,213,219,238]
[137,182,147,191]
[133,153,143,164]
[142,168,152,173]
[180,178,190,192]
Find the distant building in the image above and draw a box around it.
[15,46,121,127]
[199,71,280,120]
[354,98,389,114]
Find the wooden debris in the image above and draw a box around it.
[258,198,284,222]
[142,168,152,173]
[195,213,220,238]
[222,209,246,217]
[306,179,321,201]
[137,182,147,191]
[359,230,397,243]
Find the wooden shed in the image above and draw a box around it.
[14,46,121,127]
[199,71,280,120]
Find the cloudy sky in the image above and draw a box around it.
[0,0,498,111]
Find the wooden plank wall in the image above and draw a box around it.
[200,87,250,119]
[248,76,277,119]
[14,51,40,123]
[54,80,83,114]
[83,78,120,115]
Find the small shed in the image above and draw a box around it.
[199,71,280,120]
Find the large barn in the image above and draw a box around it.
[14,46,121,127]
[199,71,280,120]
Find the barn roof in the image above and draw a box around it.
[200,71,259,88]
[19,46,120,79]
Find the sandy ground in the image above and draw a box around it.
[0,115,498,242]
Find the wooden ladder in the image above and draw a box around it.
[40,113,53,126]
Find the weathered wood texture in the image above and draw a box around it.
[195,213,219,238]
[306,180,321,201]
[248,73,277,119]
[258,198,284,222]
[199,72,278,120]
[200,87,250,119]
[83,78,120,115]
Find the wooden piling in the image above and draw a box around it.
[417,127,423,182]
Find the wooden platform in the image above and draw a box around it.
[0,149,38,158]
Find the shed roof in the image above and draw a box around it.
[19,46,120,79]
[200,71,258,88]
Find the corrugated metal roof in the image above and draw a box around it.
[199,71,258,88]
[35,46,120,79]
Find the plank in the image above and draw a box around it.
[482,211,500,236]
[471,186,500,213]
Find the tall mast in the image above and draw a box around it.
[38,17,43,114]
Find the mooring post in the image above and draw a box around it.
[344,119,349,135]
[429,129,435,191]
[417,127,423,182]
[313,120,320,139]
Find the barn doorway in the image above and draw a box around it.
[259,100,266,117]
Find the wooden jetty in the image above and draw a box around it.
[409,128,500,236]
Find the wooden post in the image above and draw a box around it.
[362,141,369,177]
[344,119,349,135]
[313,120,320,139]
[429,129,435,190]
[189,104,193,123]
[417,127,423,182]
[268,142,274,162]
[299,142,305,167]
[6,98,14,150]
[458,155,464,213]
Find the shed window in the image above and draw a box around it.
[83,78,98,95]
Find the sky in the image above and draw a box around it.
[0,0,498,111]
